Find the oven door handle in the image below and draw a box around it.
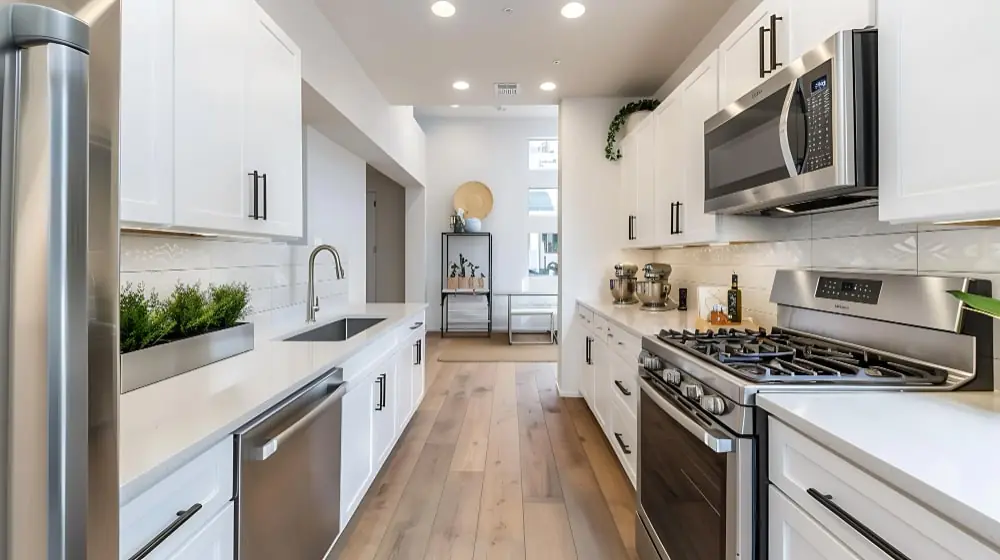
[639,377,734,453]
[778,81,799,178]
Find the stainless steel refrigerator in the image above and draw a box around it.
[1,2,119,559]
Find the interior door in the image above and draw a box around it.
[244,3,302,237]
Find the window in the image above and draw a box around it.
[528,233,559,276]
[528,188,558,215]
[528,139,558,170]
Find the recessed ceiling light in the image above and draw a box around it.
[450,104,460,108]
[540,82,557,91]
[503,7,513,14]
[553,59,562,65]
[431,1,456,17]
[452,80,470,91]
[561,2,586,18]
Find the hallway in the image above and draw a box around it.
[332,339,637,559]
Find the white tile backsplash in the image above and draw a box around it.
[120,233,347,317]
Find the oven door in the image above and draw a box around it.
[637,375,754,560]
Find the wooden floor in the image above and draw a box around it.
[332,337,638,560]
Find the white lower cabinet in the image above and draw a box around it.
[168,503,236,560]
[395,342,414,432]
[340,378,373,525]
[577,304,639,489]
[372,359,397,467]
[769,485,859,560]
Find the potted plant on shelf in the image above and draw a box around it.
[448,262,460,290]
[469,264,482,290]
[605,98,660,161]
[458,254,470,289]
[120,282,253,392]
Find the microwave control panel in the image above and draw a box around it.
[800,61,834,174]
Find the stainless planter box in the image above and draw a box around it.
[120,322,254,393]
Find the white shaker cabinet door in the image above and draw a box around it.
[172,0,260,235]
[719,0,788,108]
[787,0,872,61]
[120,0,174,226]
[244,3,304,238]
[680,51,722,245]
[371,361,397,468]
[619,134,639,247]
[769,486,861,560]
[395,343,414,432]
[654,91,684,246]
[340,381,373,526]
[167,503,235,560]
[634,122,657,246]
[878,0,1000,224]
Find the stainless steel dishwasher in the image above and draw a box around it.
[235,368,346,559]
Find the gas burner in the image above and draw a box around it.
[656,327,949,385]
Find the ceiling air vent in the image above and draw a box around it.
[494,82,520,97]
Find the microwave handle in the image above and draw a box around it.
[778,82,800,178]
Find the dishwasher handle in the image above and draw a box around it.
[250,382,347,461]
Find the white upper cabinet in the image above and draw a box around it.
[878,0,1000,224]
[122,0,303,238]
[719,0,789,108]
[119,0,174,226]
[787,0,873,61]
[654,92,685,243]
[634,122,657,246]
[679,51,721,244]
[619,134,639,246]
[244,3,304,238]
[173,0,256,235]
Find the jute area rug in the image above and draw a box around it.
[436,333,559,363]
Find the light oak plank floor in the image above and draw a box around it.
[332,338,637,560]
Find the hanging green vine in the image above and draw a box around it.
[605,99,660,161]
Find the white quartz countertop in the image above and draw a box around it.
[578,299,759,338]
[119,302,427,504]
[759,391,1000,549]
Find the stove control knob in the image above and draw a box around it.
[701,395,727,415]
[639,352,663,372]
[681,382,703,401]
[663,368,682,385]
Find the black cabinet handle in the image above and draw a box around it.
[769,14,783,71]
[614,380,632,396]
[261,173,268,220]
[375,375,384,410]
[627,215,635,241]
[669,202,676,235]
[128,503,203,560]
[410,322,424,330]
[759,26,768,78]
[614,433,632,455]
[585,336,592,365]
[414,340,423,366]
[674,202,683,234]
[380,373,387,408]
[807,489,910,560]
[247,171,260,219]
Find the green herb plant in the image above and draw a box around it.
[119,284,175,353]
[120,281,253,353]
[605,98,661,161]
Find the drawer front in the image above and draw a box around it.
[610,352,638,416]
[611,396,637,487]
[607,323,641,364]
[576,303,594,330]
[769,484,862,560]
[396,312,426,343]
[168,502,235,560]
[121,438,234,559]
[593,314,608,337]
[769,418,1000,560]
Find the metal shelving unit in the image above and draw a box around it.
[441,232,493,337]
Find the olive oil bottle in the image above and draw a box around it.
[727,272,743,323]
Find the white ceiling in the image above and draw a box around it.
[414,105,559,121]
[315,0,737,106]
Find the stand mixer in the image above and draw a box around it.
[609,263,638,305]
[636,263,675,312]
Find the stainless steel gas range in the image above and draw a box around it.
[634,270,994,560]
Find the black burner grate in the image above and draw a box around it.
[656,327,948,385]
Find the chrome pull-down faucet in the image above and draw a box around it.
[306,244,346,322]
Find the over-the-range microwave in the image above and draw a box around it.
[704,29,878,216]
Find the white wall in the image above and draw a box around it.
[121,126,365,316]
[258,0,426,189]
[559,98,650,394]
[421,117,559,331]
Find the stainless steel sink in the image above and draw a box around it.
[284,317,385,342]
